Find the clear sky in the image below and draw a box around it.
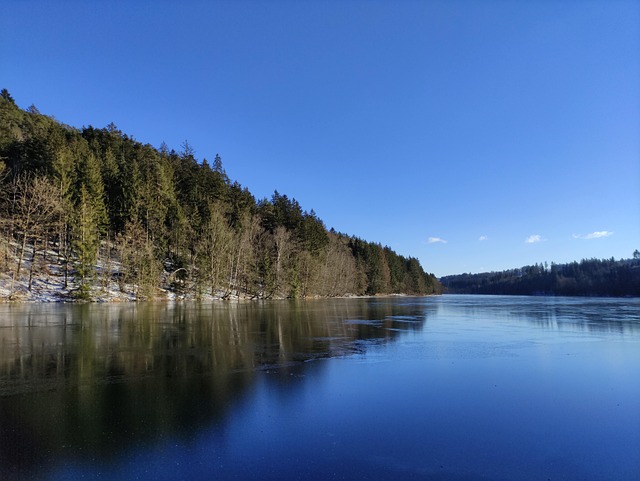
[2,0,639,277]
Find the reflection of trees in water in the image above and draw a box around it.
[440,295,640,335]
[0,298,430,477]
[515,300,640,335]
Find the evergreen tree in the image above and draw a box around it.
[1,88,16,105]
[51,142,75,287]
[72,185,102,298]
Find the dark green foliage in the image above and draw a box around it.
[441,257,640,297]
[347,236,441,295]
[299,210,328,254]
[0,89,442,299]
[1,89,15,104]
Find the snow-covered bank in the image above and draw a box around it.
[0,269,136,303]
[0,239,419,303]
[0,266,406,303]
[1,240,162,302]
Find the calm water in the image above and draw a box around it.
[0,295,638,480]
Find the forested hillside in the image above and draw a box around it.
[0,89,441,300]
[440,255,640,297]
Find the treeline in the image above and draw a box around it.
[0,89,441,299]
[440,256,640,297]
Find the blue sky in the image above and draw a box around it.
[2,0,638,277]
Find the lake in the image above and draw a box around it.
[0,295,638,480]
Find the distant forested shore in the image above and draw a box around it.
[440,255,640,297]
[0,89,441,301]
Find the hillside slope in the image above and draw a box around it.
[0,89,441,301]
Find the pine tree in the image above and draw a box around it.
[52,143,75,287]
[72,185,102,298]
[0,88,15,105]
[69,141,106,298]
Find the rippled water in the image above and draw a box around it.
[1,295,638,480]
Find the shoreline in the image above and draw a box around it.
[0,275,430,304]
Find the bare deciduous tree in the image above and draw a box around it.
[195,202,234,297]
[1,174,62,297]
[117,220,162,299]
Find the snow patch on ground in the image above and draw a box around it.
[1,240,144,302]
[0,239,366,303]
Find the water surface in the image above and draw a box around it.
[1,295,638,480]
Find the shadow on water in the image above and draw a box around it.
[0,297,432,479]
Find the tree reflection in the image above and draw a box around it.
[0,298,430,478]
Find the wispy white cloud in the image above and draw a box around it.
[427,237,448,244]
[478,235,489,241]
[525,234,545,244]
[572,231,613,240]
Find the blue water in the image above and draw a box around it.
[1,295,638,480]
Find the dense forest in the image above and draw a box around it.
[0,89,441,300]
[440,255,640,297]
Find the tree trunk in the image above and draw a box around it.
[10,230,29,297]
[28,238,38,291]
